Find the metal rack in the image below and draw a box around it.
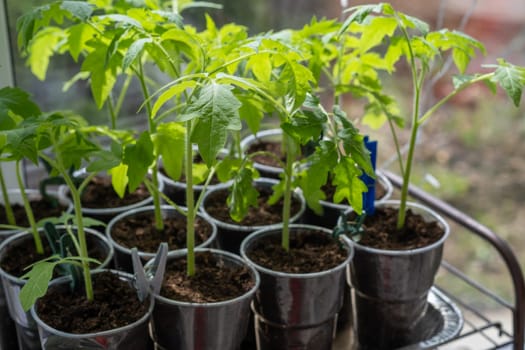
[384,171,525,349]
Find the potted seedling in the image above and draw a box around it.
[333,3,525,349]
[114,7,266,350]
[216,32,374,349]
[4,109,154,349]
[0,106,120,349]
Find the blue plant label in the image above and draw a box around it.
[361,136,377,215]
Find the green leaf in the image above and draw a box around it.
[192,162,209,185]
[86,149,121,173]
[109,163,128,198]
[228,166,259,222]
[151,80,197,118]
[60,1,94,21]
[281,109,326,144]
[298,141,338,214]
[19,261,59,312]
[154,122,185,181]
[491,59,525,107]
[67,24,97,62]
[332,158,367,214]
[0,87,41,129]
[186,83,242,166]
[247,53,272,82]
[359,17,398,53]
[123,131,154,192]
[340,3,387,34]
[238,95,265,134]
[122,38,153,71]
[27,27,65,81]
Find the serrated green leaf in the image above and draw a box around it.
[123,38,153,71]
[27,27,65,81]
[492,60,525,107]
[298,141,338,214]
[281,109,326,144]
[215,156,243,182]
[86,149,121,173]
[359,17,398,53]
[186,83,242,166]
[340,4,386,34]
[228,166,259,222]
[247,54,272,82]
[67,23,97,62]
[332,158,367,214]
[192,162,209,185]
[238,95,265,134]
[151,80,197,118]
[0,87,41,129]
[60,1,94,21]
[19,261,59,311]
[109,163,128,198]
[123,131,154,192]
[154,122,185,181]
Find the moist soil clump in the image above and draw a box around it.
[110,213,212,252]
[0,233,109,277]
[204,187,302,226]
[78,176,150,209]
[161,251,255,302]
[0,199,68,228]
[246,229,348,273]
[349,207,445,250]
[36,271,149,334]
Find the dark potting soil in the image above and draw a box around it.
[0,199,68,228]
[204,187,302,226]
[35,271,149,334]
[78,176,150,209]
[110,213,213,253]
[0,233,108,277]
[247,140,286,167]
[161,251,255,303]
[246,229,348,273]
[348,207,445,250]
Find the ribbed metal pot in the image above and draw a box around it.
[342,200,450,349]
[30,270,154,350]
[240,225,353,349]
[147,249,259,350]
[240,129,285,179]
[0,227,113,350]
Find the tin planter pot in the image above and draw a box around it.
[240,225,353,350]
[200,178,306,255]
[30,270,154,350]
[240,129,289,179]
[106,205,217,272]
[304,171,393,229]
[0,227,113,350]
[0,189,72,350]
[147,249,259,350]
[342,200,450,349]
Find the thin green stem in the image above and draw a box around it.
[16,160,43,254]
[281,134,295,251]
[114,74,134,119]
[396,21,423,229]
[0,167,15,226]
[107,96,117,129]
[136,62,164,230]
[185,120,195,276]
[62,171,93,301]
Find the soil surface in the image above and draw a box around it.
[77,176,150,209]
[347,207,445,250]
[246,229,348,273]
[161,251,255,302]
[0,232,109,277]
[204,187,302,226]
[0,198,68,228]
[110,212,213,253]
[36,271,149,334]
